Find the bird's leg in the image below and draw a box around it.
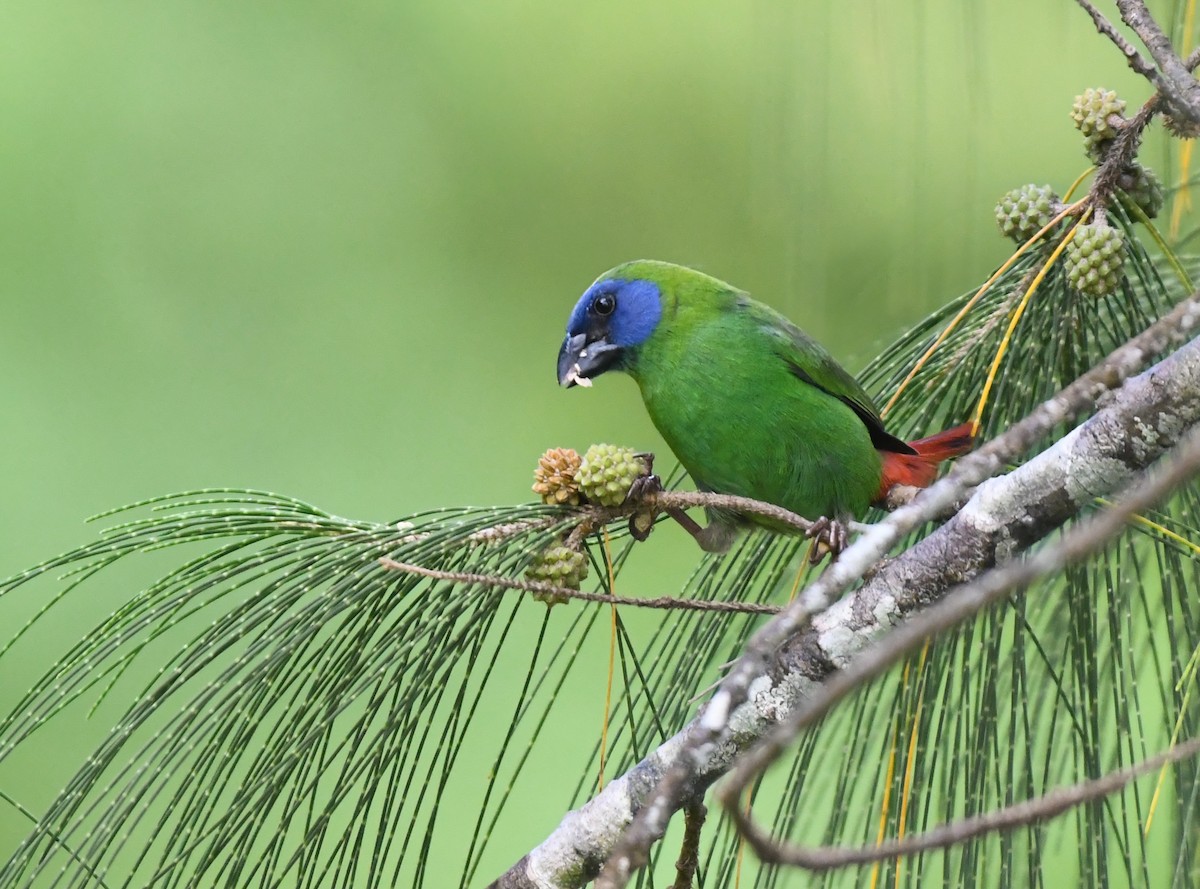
[805,516,849,565]
[664,505,703,537]
[665,507,737,552]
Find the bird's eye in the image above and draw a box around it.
[593,294,616,316]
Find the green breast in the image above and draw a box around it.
[628,308,882,522]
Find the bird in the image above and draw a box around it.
[557,259,974,557]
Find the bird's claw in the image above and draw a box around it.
[805,516,848,565]
[627,452,660,541]
[625,452,660,501]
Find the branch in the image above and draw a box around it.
[668,803,705,889]
[1076,0,1200,124]
[377,558,779,615]
[1074,0,1160,83]
[738,734,1200,868]
[488,292,1200,888]
[1115,0,1200,121]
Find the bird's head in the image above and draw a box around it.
[557,271,663,388]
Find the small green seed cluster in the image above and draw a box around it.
[1071,88,1126,157]
[1065,221,1125,296]
[525,544,588,606]
[994,184,1059,243]
[1119,164,1164,218]
[992,88,1160,293]
[578,444,644,507]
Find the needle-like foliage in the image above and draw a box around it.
[0,492,610,888]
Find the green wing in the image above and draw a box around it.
[749,299,916,455]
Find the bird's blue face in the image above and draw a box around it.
[557,278,662,388]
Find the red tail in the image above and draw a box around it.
[874,421,976,504]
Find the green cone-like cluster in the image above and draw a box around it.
[1065,221,1125,296]
[525,544,588,605]
[1119,164,1164,219]
[994,184,1059,243]
[578,444,644,507]
[532,447,582,505]
[1071,88,1126,158]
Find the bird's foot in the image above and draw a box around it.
[805,516,849,565]
[626,452,660,541]
[625,452,661,502]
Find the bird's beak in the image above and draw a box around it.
[557,333,623,388]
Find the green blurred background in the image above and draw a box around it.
[0,0,1161,882]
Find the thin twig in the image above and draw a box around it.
[1115,0,1200,121]
[669,803,706,889]
[560,489,819,537]
[1091,92,1162,208]
[1074,0,1160,82]
[467,517,564,544]
[721,426,1200,866]
[649,490,814,533]
[1076,0,1200,117]
[746,736,1200,868]
[378,558,780,615]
